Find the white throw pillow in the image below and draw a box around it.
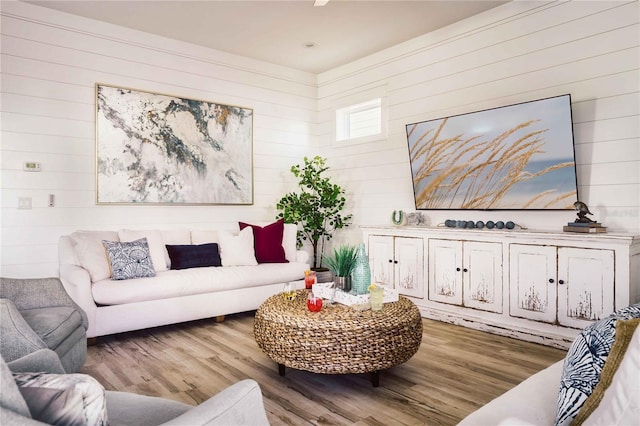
[70,230,119,282]
[218,227,258,266]
[118,229,168,272]
[191,230,219,245]
[282,223,298,262]
[160,229,191,268]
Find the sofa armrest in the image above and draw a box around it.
[7,348,66,374]
[162,379,269,426]
[458,360,564,426]
[0,299,46,363]
[59,264,96,335]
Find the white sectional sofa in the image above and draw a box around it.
[58,222,309,338]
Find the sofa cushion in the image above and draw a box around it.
[103,238,156,280]
[70,230,119,283]
[219,227,258,267]
[13,371,108,426]
[239,219,288,263]
[20,307,84,351]
[555,303,640,425]
[166,243,222,270]
[119,229,168,272]
[91,262,308,305]
[191,230,219,245]
[574,318,640,425]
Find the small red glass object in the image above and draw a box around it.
[304,270,316,290]
[306,293,323,312]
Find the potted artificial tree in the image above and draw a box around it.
[276,156,352,281]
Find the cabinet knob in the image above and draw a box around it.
[558,280,565,285]
[456,267,461,272]
[548,278,555,283]
[463,268,468,273]
[388,259,393,263]
[394,260,398,264]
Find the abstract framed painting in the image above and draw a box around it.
[96,84,253,204]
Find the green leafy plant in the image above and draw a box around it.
[276,156,353,269]
[322,245,357,277]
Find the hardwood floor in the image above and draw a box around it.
[82,312,566,425]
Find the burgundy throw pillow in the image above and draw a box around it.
[238,219,288,263]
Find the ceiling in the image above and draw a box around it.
[27,0,507,74]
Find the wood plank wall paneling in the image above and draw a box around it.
[2,1,639,277]
[0,1,317,277]
[82,312,567,425]
[318,0,640,245]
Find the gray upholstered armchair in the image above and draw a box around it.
[0,350,271,425]
[0,277,88,373]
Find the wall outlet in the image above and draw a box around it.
[23,162,41,172]
[18,197,32,210]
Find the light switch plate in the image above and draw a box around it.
[18,197,32,209]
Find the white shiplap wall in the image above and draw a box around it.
[2,0,639,278]
[0,1,317,277]
[318,0,640,245]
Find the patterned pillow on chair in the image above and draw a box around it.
[555,303,640,426]
[13,371,108,425]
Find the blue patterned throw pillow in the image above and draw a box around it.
[555,303,640,425]
[102,238,156,280]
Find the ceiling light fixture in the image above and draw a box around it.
[314,0,330,7]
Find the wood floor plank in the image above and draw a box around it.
[83,312,566,425]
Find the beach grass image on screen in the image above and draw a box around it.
[405,94,578,210]
[96,84,253,204]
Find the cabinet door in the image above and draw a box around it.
[557,247,614,328]
[368,235,394,286]
[509,244,557,323]
[463,241,503,313]
[394,237,424,298]
[428,239,463,305]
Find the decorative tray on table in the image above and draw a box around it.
[311,282,399,306]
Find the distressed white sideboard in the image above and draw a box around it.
[361,225,640,349]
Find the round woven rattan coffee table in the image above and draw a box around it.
[254,289,422,387]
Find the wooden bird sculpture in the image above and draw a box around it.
[574,201,595,223]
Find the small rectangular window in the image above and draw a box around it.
[336,98,382,142]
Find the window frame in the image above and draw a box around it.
[332,85,388,146]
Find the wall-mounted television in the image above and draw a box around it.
[405,94,578,210]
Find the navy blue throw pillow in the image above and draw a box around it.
[165,243,222,270]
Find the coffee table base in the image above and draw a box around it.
[276,363,381,387]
